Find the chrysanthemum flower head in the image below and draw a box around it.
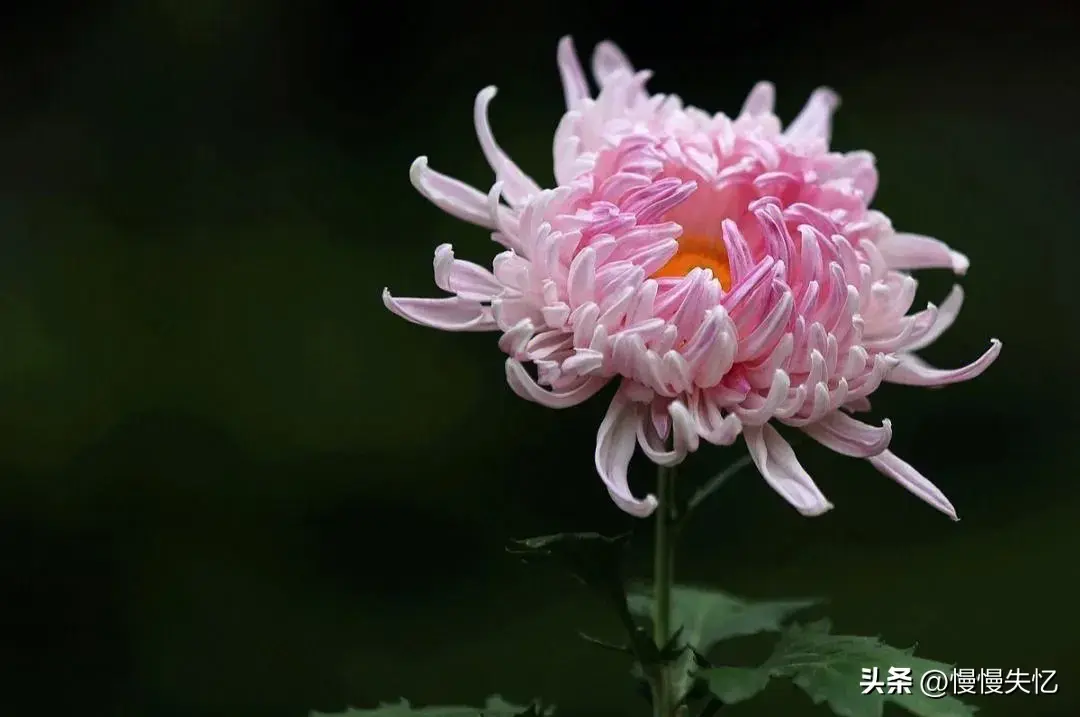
[384,37,1001,520]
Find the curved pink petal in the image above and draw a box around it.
[802,412,892,458]
[556,36,590,109]
[841,396,873,414]
[473,87,542,207]
[739,81,775,118]
[785,87,840,143]
[868,449,957,520]
[505,359,608,408]
[888,339,1001,387]
[744,424,833,516]
[433,244,503,301]
[636,412,682,466]
[382,289,496,332]
[595,390,658,517]
[410,157,496,229]
[876,232,970,275]
[591,41,635,86]
[904,285,964,352]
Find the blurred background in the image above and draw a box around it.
[0,1,1076,715]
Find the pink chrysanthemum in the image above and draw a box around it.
[383,38,1001,519]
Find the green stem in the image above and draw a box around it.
[652,463,677,717]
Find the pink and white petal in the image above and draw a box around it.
[556,36,591,109]
[505,359,608,408]
[875,232,970,275]
[668,399,702,457]
[744,424,833,516]
[887,339,1001,387]
[904,285,964,352]
[636,410,682,466]
[433,244,503,302]
[474,87,542,207]
[595,390,658,517]
[841,396,873,413]
[410,157,497,229]
[591,41,635,86]
[784,87,840,144]
[867,450,958,520]
[739,81,775,118]
[382,289,496,331]
[802,412,892,458]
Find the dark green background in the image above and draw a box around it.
[0,1,1076,716]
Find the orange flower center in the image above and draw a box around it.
[651,233,732,290]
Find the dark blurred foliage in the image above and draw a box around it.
[0,1,1077,716]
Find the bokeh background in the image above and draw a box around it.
[0,1,1076,715]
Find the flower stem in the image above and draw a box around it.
[652,462,676,717]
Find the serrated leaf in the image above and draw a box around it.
[310,695,552,717]
[628,585,818,650]
[628,585,817,704]
[701,666,772,703]
[700,620,977,717]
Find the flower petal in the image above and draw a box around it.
[474,87,542,207]
[739,81,775,118]
[433,244,503,301]
[842,396,873,413]
[556,36,591,109]
[744,424,833,516]
[801,411,892,458]
[591,41,634,86]
[636,410,681,466]
[409,157,496,229]
[904,285,964,352]
[887,339,1001,387]
[382,289,496,331]
[784,87,840,144]
[595,389,658,517]
[505,359,608,408]
[867,449,958,520]
[875,232,970,275]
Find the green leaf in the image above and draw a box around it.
[628,585,818,650]
[628,585,818,704]
[700,620,977,717]
[702,667,772,703]
[310,695,552,717]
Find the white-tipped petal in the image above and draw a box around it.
[739,81,775,117]
[409,157,497,229]
[802,412,892,457]
[868,449,958,520]
[591,41,635,86]
[905,285,964,352]
[876,232,970,275]
[382,289,496,332]
[785,87,840,143]
[636,413,681,467]
[432,244,503,302]
[596,390,658,517]
[744,424,833,516]
[505,359,607,409]
[888,339,1001,387]
[556,36,591,109]
[473,87,542,207]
